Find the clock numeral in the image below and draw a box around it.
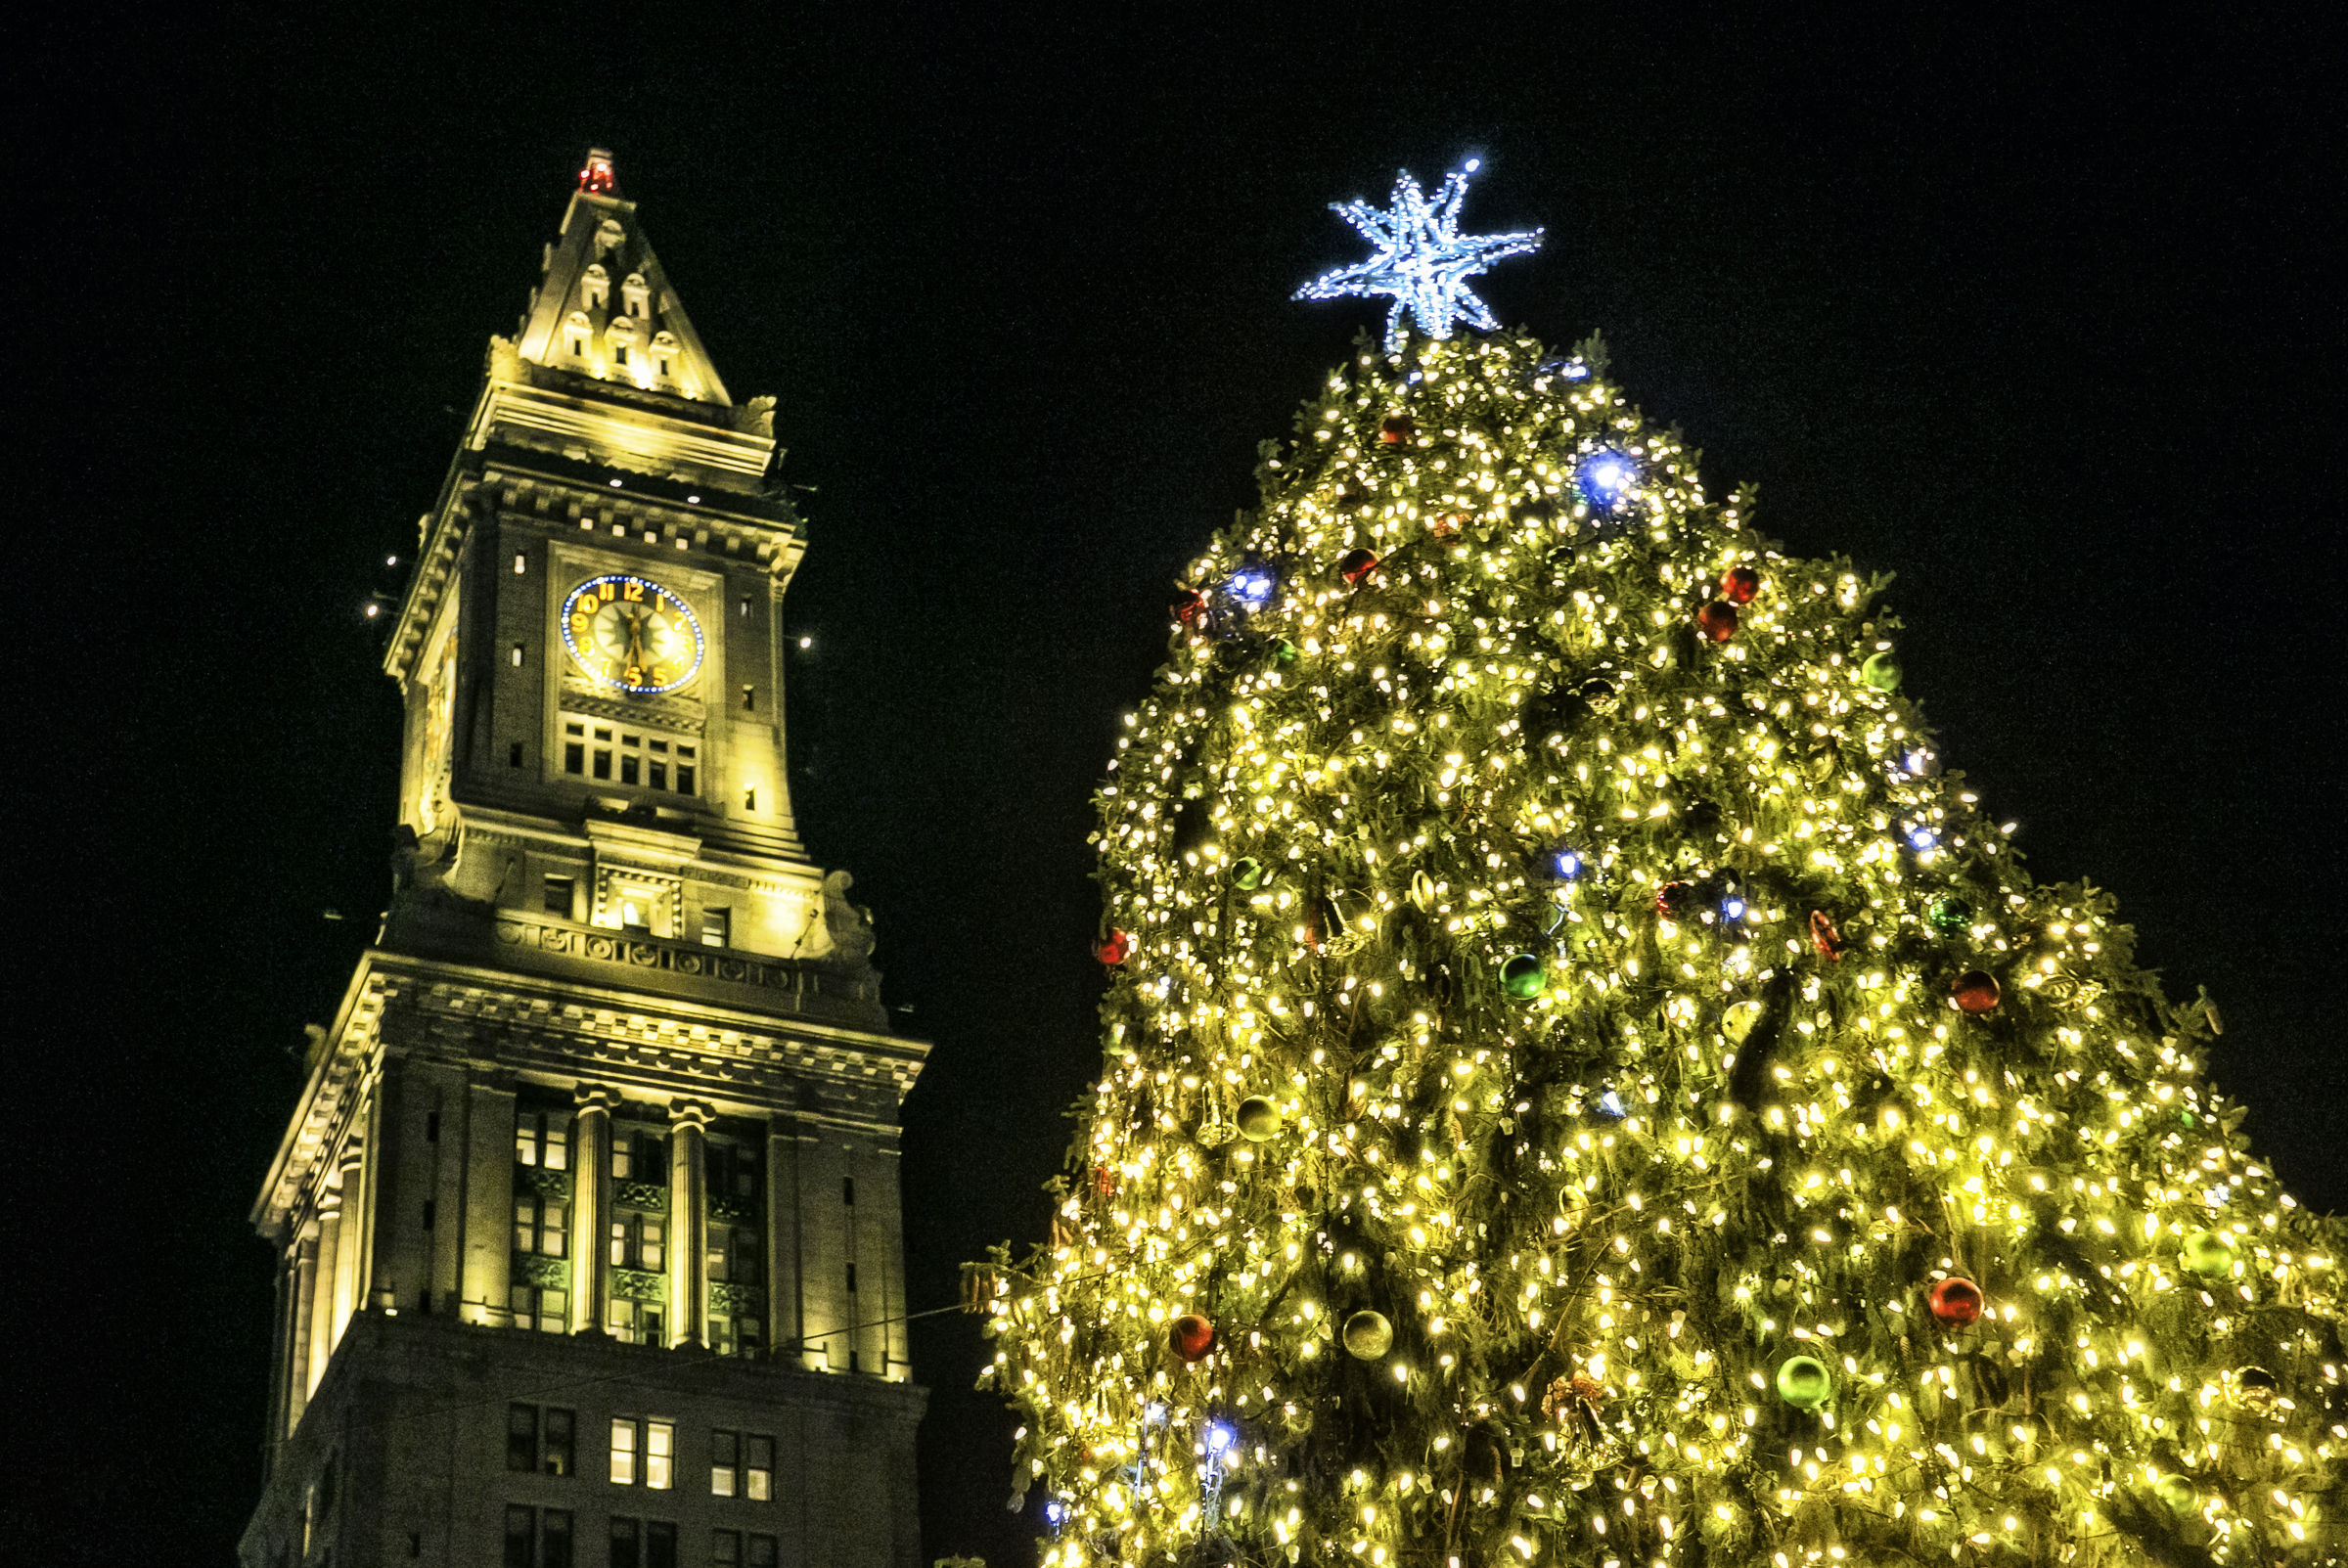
[622,581,647,603]
[598,582,616,601]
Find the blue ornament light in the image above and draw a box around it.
[1294,164,1544,353]
[1225,565,1277,611]
[1907,827,1939,852]
[1204,1421,1237,1456]
[1721,894,1747,923]
[1552,847,1584,880]
[1576,451,1638,509]
[1595,1087,1628,1120]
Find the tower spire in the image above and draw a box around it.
[514,147,732,406]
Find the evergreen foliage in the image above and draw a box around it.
[976,329,2344,1568]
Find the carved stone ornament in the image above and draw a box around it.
[822,870,878,969]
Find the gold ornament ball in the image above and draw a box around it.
[2154,1474,2199,1514]
[1237,1096,1283,1142]
[1341,1310,1395,1360]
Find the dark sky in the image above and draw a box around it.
[21,8,2343,1563]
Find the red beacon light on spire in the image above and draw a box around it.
[578,149,617,195]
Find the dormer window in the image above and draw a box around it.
[582,263,610,313]
[595,218,625,254]
[564,311,591,361]
[651,331,683,387]
[608,316,644,382]
[622,273,651,318]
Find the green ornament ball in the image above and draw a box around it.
[1341,1310,1395,1360]
[1925,896,1972,935]
[1237,1096,1282,1142]
[1273,639,1298,665]
[1500,953,1547,1000]
[2181,1230,2236,1277]
[1232,857,1264,890]
[2153,1474,2199,1514]
[1776,1355,1832,1411]
[1861,650,1902,692]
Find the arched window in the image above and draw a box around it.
[564,311,592,362]
[607,314,642,376]
[622,272,652,319]
[651,331,683,387]
[594,218,625,255]
[582,263,610,313]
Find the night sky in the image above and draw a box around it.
[21,10,2342,1563]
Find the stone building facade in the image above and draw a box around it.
[241,151,926,1568]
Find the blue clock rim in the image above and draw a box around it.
[560,573,706,695]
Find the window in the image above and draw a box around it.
[422,1199,436,1231]
[507,1406,576,1475]
[743,1436,773,1501]
[515,1195,565,1256]
[512,642,525,667]
[706,1225,759,1283]
[505,1505,533,1568]
[739,596,749,619]
[648,1522,677,1568]
[700,909,729,949]
[619,895,651,932]
[610,1419,637,1485]
[608,1298,664,1345]
[842,1176,855,1206]
[610,1215,665,1271]
[707,1310,761,1359]
[543,876,574,918]
[515,1111,570,1170]
[510,1284,567,1333]
[746,1537,775,1568]
[425,1111,439,1143]
[743,686,755,711]
[646,1422,673,1489]
[511,740,525,768]
[558,716,696,794]
[610,1519,639,1568]
[846,1262,858,1295]
[615,345,629,366]
[515,552,527,575]
[713,1531,740,1568]
[710,1430,738,1497]
[611,1132,665,1183]
[744,788,755,812]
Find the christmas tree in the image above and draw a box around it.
[974,173,2344,1568]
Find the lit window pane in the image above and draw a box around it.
[647,1422,673,1490]
[610,1419,636,1486]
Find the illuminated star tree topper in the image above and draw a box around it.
[1293,160,1544,352]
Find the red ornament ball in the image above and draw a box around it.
[1952,969,2002,1013]
[1655,880,1699,919]
[1169,1313,1216,1362]
[1338,548,1380,584]
[1170,589,1207,626]
[1809,911,1845,961]
[1695,601,1739,642]
[1928,1277,1984,1326]
[1095,928,1134,965]
[1720,564,1761,604]
[1378,414,1417,446]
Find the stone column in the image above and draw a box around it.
[569,1085,620,1335]
[265,1251,293,1471]
[287,1232,319,1434]
[462,1075,518,1325]
[330,1146,366,1349]
[310,1188,343,1395]
[667,1099,714,1348]
[765,1115,803,1365]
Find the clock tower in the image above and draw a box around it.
[241,152,928,1568]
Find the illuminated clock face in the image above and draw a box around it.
[561,574,705,694]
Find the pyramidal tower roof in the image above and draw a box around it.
[513,149,732,407]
